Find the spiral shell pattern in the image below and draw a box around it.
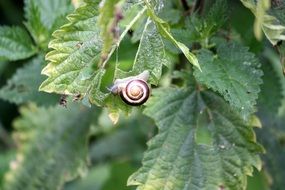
[120,79,150,106]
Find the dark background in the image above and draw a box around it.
[0,0,24,25]
[0,0,25,131]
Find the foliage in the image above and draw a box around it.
[0,0,285,190]
[128,88,263,190]
[256,49,285,190]
[194,42,263,119]
[3,104,94,190]
[24,0,73,49]
[0,56,58,105]
[241,0,285,45]
[0,26,37,61]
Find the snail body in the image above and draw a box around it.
[109,70,150,106]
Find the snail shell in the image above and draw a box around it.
[109,70,150,106]
[120,79,150,106]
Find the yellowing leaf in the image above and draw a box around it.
[241,0,285,45]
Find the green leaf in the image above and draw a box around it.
[102,162,136,190]
[256,104,285,190]
[90,128,142,162]
[144,0,201,70]
[65,164,111,190]
[159,9,181,25]
[3,103,93,190]
[203,0,228,38]
[194,42,263,119]
[0,26,37,61]
[116,19,170,85]
[246,170,270,190]
[90,112,153,162]
[256,119,285,190]
[24,0,73,48]
[128,88,263,190]
[39,0,104,96]
[240,0,285,45]
[0,56,58,106]
[157,1,181,25]
[65,162,136,190]
[257,49,285,190]
[262,48,285,115]
[270,2,285,26]
[166,0,228,53]
[258,56,283,117]
[39,1,150,109]
[0,151,15,187]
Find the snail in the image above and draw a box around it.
[109,70,150,106]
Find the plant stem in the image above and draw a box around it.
[101,6,147,68]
